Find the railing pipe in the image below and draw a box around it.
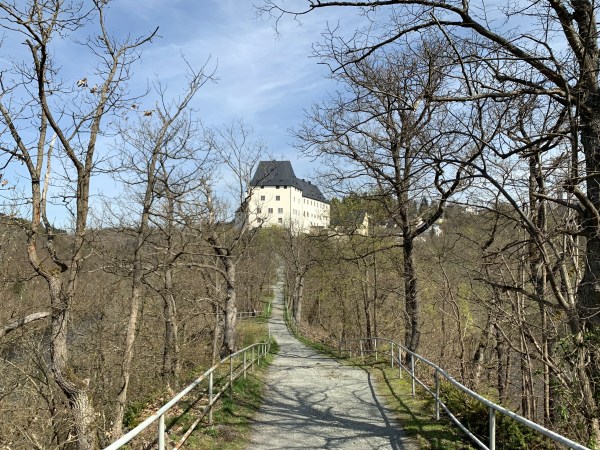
[435,369,440,421]
[229,354,234,398]
[339,337,590,450]
[410,354,415,398]
[208,371,213,424]
[104,341,269,450]
[489,408,496,450]
[398,346,402,379]
[158,414,165,450]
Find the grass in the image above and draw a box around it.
[118,302,277,450]
[171,313,279,450]
[183,344,277,450]
[368,362,474,449]
[291,332,472,449]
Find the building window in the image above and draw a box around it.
[284,186,287,189]
[276,186,280,189]
[278,208,283,214]
[260,195,265,201]
[278,218,283,224]
[257,208,262,214]
[268,208,273,214]
[276,195,280,201]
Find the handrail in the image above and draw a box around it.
[340,337,590,450]
[104,340,272,450]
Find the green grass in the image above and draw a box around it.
[183,344,277,449]
[285,330,472,449]
[368,362,473,449]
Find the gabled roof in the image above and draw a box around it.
[251,160,328,203]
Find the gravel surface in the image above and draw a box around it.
[248,278,417,450]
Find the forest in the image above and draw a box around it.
[1,0,600,449]
[261,0,600,448]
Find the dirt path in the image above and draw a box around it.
[248,277,416,449]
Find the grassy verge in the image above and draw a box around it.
[368,362,473,449]
[290,331,471,449]
[183,342,278,450]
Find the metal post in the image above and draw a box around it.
[410,354,415,398]
[158,414,165,450]
[208,371,213,424]
[243,349,247,379]
[229,355,233,398]
[398,346,402,378]
[435,369,440,421]
[489,407,496,450]
[390,342,394,368]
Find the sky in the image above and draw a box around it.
[0,0,368,224]
[105,0,360,178]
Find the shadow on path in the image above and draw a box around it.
[248,278,416,450]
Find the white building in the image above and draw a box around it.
[247,161,330,232]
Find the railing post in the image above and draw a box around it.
[410,354,415,398]
[360,340,364,360]
[158,414,165,450]
[398,346,402,378]
[390,342,394,368]
[251,345,255,371]
[208,371,213,424]
[435,369,440,421]
[489,407,496,450]
[374,338,378,362]
[229,355,233,398]
[243,349,247,379]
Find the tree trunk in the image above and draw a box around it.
[575,111,600,442]
[296,273,304,324]
[162,264,179,388]
[48,275,97,450]
[403,235,420,353]
[221,259,237,356]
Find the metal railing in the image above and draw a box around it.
[104,340,272,450]
[341,337,590,450]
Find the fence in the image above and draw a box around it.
[340,337,590,450]
[104,341,272,450]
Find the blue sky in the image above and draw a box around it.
[0,1,367,224]
[106,0,359,176]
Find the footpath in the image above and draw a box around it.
[248,277,416,450]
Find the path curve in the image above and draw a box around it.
[248,276,416,449]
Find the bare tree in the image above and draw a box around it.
[0,1,156,447]
[295,42,468,355]
[261,0,600,441]
[199,122,265,356]
[107,63,212,438]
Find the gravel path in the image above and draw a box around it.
[248,277,417,450]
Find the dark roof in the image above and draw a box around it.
[251,161,328,203]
